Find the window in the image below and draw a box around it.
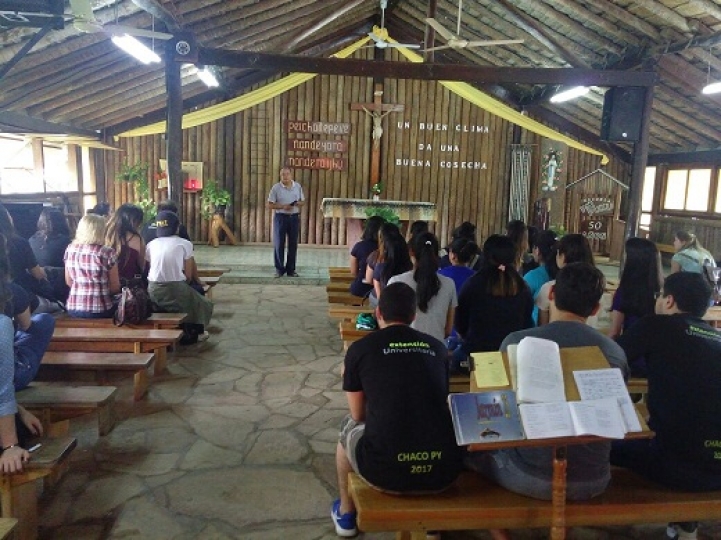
[640,166,656,230]
[661,168,711,213]
[0,136,76,194]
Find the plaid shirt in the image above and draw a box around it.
[64,244,118,313]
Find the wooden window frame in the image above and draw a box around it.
[658,163,719,218]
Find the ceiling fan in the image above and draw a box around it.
[424,0,523,52]
[366,0,420,50]
[68,0,172,40]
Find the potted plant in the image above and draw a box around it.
[370,182,383,201]
[116,161,155,222]
[201,179,232,218]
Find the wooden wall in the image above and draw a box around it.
[103,64,623,247]
[652,216,721,258]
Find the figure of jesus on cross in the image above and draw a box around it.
[350,84,404,189]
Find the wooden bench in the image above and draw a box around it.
[1,437,76,540]
[329,266,352,276]
[339,320,373,350]
[17,384,118,436]
[197,266,231,279]
[329,292,367,306]
[704,306,721,329]
[47,327,181,377]
[54,312,187,331]
[327,282,351,293]
[349,468,721,539]
[39,352,155,402]
[328,305,373,321]
[656,243,675,254]
[0,520,16,540]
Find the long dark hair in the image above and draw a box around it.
[104,203,143,254]
[534,230,559,278]
[411,232,441,312]
[619,237,661,317]
[361,216,384,242]
[37,208,70,242]
[378,223,412,286]
[481,235,526,296]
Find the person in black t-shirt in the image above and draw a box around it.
[613,272,721,540]
[331,282,462,537]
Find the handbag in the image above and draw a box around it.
[114,278,153,326]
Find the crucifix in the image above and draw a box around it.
[350,82,404,190]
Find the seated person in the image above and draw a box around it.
[348,216,383,298]
[388,232,456,342]
[0,203,54,312]
[466,263,628,502]
[64,215,120,319]
[142,200,191,244]
[146,211,213,345]
[369,223,412,307]
[0,313,43,473]
[612,272,721,540]
[29,208,71,304]
[332,282,463,537]
[104,204,147,282]
[439,221,483,271]
[0,236,54,390]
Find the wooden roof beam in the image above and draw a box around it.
[281,0,366,53]
[196,47,657,86]
[0,110,97,137]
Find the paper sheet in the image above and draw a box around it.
[472,351,509,388]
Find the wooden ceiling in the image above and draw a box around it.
[2,0,721,156]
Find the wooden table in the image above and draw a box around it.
[704,306,721,329]
[467,346,653,540]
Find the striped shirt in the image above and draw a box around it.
[64,243,118,313]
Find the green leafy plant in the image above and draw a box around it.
[549,224,567,238]
[116,161,155,222]
[201,179,232,218]
[364,205,399,226]
[370,182,384,195]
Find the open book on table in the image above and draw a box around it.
[509,337,641,440]
[448,390,525,445]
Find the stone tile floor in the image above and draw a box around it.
[36,282,720,539]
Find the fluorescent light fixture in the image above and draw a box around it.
[111,34,161,64]
[196,66,219,87]
[702,81,721,94]
[550,86,589,103]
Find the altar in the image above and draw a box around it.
[320,198,437,246]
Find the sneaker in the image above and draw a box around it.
[288,272,299,277]
[197,331,210,342]
[667,522,698,539]
[331,499,357,537]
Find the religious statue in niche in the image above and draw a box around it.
[541,149,563,192]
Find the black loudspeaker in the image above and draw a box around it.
[599,87,645,142]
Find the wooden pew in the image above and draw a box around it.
[328,305,373,321]
[339,320,373,350]
[48,327,181,376]
[54,312,187,331]
[202,276,221,299]
[39,352,155,402]
[656,243,675,255]
[349,469,721,539]
[329,266,352,276]
[328,292,367,306]
[704,306,721,329]
[197,266,231,279]
[17,385,118,435]
[326,282,351,294]
[1,437,76,540]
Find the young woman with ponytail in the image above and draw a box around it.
[455,235,534,355]
[387,232,456,342]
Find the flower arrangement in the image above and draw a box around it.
[370,182,384,195]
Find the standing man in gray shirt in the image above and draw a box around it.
[267,167,305,277]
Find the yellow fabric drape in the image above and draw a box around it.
[117,38,371,138]
[384,30,609,165]
[117,27,608,165]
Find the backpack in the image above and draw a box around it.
[355,312,378,331]
[114,281,152,326]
